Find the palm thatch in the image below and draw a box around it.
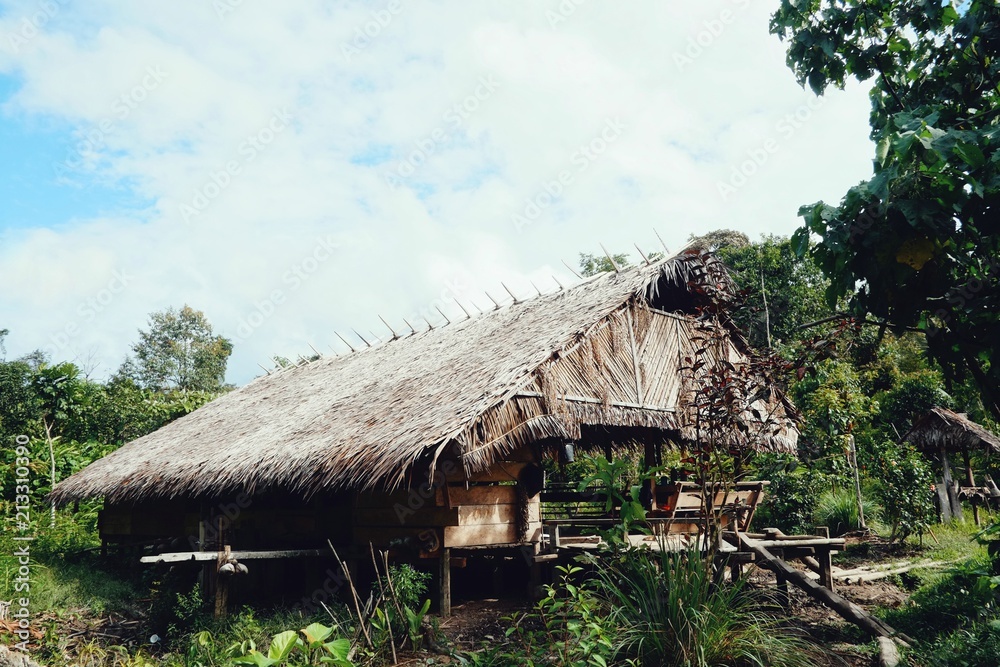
[903,406,1000,454]
[52,249,797,506]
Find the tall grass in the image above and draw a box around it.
[591,544,835,667]
[813,489,880,536]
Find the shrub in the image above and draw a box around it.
[753,457,827,534]
[872,443,936,543]
[813,488,879,536]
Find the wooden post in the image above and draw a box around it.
[729,558,742,583]
[962,446,980,526]
[439,548,451,618]
[773,547,789,608]
[214,544,230,619]
[941,447,963,521]
[817,546,834,592]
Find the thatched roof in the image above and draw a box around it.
[53,249,796,505]
[903,406,1000,454]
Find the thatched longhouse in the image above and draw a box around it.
[53,248,797,610]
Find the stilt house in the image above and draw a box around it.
[52,249,797,611]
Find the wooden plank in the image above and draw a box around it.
[446,462,527,483]
[355,507,460,526]
[444,521,542,548]
[459,503,540,526]
[435,484,520,506]
[356,489,441,509]
[354,502,540,527]
[352,526,442,549]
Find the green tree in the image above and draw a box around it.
[771,0,1000,419]
[715,235,830,351]
[119,305,233,392]
[579,251,631,277]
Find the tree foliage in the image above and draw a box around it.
[119,305,233,392]
[771,0,1000,418]
[715,235,830,351]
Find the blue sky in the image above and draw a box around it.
[0,0,875,385]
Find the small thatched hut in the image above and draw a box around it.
[53,249,796,612]
[904,406,1000,523]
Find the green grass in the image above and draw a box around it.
[813,488,881,536]
[592,545,835,667]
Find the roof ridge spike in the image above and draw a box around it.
[634,243,651,266]
[352,329,372,348]
[561,259,583,279]
[552,274,565,291]
[402,318,418,335]
[599,243,621,272]
[308,343,323,358]
[528,279,544,297]
[455,300,473,320]
[334,331,357,353]
[378,315,400,340]
[501,282,521,304]
[484,292,502,310]
[257,363,272,375]
[327,345,340,357]
[467,298,483,314]
[653,228,670,255]
[435,306,452,325]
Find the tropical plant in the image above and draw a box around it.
[234,622,354,667]
[502,564,623,667]
[593,544,830,667]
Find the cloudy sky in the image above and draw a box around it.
[0,0,874,386]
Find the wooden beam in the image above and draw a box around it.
[141,548,327,564]
[740,534,912,645]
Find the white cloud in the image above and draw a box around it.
[0,0,875,383]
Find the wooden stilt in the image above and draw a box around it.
[439,548,451,618]
[817,546,834,592]
[962,446,980,526]
[941,447,963,521]
[214,544,230,619]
